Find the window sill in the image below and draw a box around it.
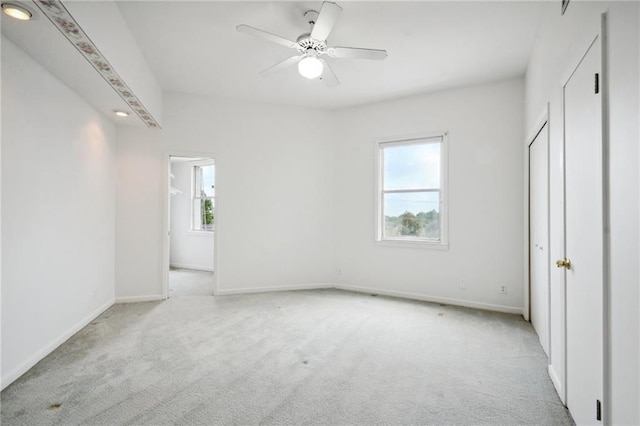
[188,231,215,237]
[376,238,449,251]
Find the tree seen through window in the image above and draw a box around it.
[193,163,215,231]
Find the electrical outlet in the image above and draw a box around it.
[337,268,342,276]
[459,280,466,290]
[499,285,508,295]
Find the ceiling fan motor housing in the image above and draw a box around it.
[296,34,327,55]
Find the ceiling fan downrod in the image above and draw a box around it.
[304,9,319,27]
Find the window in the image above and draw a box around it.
[377,135,448,247]
[192,162,215,232]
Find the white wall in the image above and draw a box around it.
[116,80,526,314]
[333,79,525,313]
[1,37,116,388]
[169,160,214,271]
[525,2,639,423]
[116,92,335,299]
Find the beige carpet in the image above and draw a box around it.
[0,289,573,425]
[169,268,214,297]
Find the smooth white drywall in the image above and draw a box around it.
[169,161,214,271]
[116,93,335,298]
[525,2,639,423]
[1,37,116,388]
[332,79,524,313]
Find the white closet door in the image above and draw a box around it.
[530,123,549,356]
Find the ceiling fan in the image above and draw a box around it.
[237,1,387,86]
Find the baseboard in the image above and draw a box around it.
[334,284,523,315]
[115,295,164,303]
[548,364,565,404]
[170,263,214,272]
[1,298,115,391]
[217,284,521,314]
[216,283,333,296]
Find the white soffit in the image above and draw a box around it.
[61,1,163,127]
[1,1,138,126]
[1,0,162,128]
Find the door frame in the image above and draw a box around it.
[163,150,219,299]
[524,107,550,352]
[559,13,610,422]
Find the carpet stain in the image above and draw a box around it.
[302,360,309,365]
[48,404,62,411]
[438,313,444,316]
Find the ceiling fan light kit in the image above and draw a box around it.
[298,56,323,79]
[237,1,387,87]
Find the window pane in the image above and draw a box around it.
[383,142,440,190]
[199,165,215,197]
[194,198,215,231]
[383,192,440,239]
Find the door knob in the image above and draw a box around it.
[556,258,571,269]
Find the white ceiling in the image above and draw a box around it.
[116,1,546,110]
[2,1,546,119]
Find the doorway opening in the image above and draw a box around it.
[167,155,215,297]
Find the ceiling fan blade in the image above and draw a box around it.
[319,59,340,87]
[311,2,343,41]
[237,24,300,49]
[260,56,303,77]
[327,47,388,60]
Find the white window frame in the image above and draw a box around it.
[191,160,215,233]
[375,133,449,249]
